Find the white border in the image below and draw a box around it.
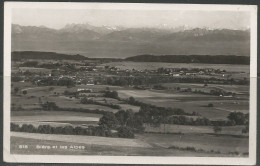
[3,2,258,165]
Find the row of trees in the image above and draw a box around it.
[39,93,249,138]
[98,110,144,137]
[103,75,249,86]
[167,116,211,126]
[11,123,134,138]
[37,77,75,87]
[11,76,24,82]
[12,87,27,95]
[127,97,199,116]
[177,88,236,97]
[20,61,62,69]
[80,97,121,109]
[103,90,120,99]
[125,54,250,65]
[125,97,249,127]
[39,95,250,129]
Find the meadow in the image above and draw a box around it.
[11,83,135,113]
[11,136,222,156]
[144,124,248,136]
[137,133,248,154]
[11,131,248,156]
[117,86,248,120]
[11,111,101,127]
[10,61,250,157]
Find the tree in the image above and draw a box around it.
[62,126,74,135]
[125,109,135,127]
[12,76,23,82]
[74,126,86,135]
[42,102,58,111]
[49,87,54,91]
[57,77,75,87]
[208,103,214,107]
[213,126,222,134]
[14,87,19,95]
[38,97,42,104]
[115,110,126,126]
[21,61,38,67]
[91,126,106,136]
[117,126,134,138]
[103,91,119,99]
[37,125,53,134]
[129,97,135,104]
[227,112,247,125]
[10,123,20,131]
[21,124,36,133]
[99,112,118,129]
[242,124,249,134]
[115,109,135,127]
[157,108,171,134]
[22,90,27,95]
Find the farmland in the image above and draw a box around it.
[11,132,248,156]
[117,84,248,120]
[10,53,250,156]
[11,111,101,127]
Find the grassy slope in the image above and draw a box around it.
[11,132,248,156]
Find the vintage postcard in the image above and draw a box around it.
[3,2,257,165]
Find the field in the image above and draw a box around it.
[117,85,249,120]
[10,61,250,157]
[18,67,52,73]
[11,132,150,148]
[137,133,248,154]
[12,83,247,121]
[12,111,101,127]
[144,124,248,136]
[10,136,223,156]
[12,83,130,113]
[10,132,248,156]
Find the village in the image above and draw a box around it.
[10,55,250,157]
[12,59,246,88]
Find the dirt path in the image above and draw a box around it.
[11,132,151,148]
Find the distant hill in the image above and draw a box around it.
[12,24,250,58]
[12,51,250,65]
[12,51,88,61]
[125,55,250,65]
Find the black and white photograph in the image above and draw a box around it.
[3,2,257,165]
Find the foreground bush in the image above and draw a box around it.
[38,125,53,134]
[10,123,20,131]
[213,126,222,133]
[21,124,37,133]
[168,145,221,154]
[117,126,134,138]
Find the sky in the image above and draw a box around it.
[12,8,250,30]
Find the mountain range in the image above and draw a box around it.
[12,23,250,58]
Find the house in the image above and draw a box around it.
[186,72,196,76]
[199,71,204,74]
[172,73,180,77]
[77,88,92,92]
